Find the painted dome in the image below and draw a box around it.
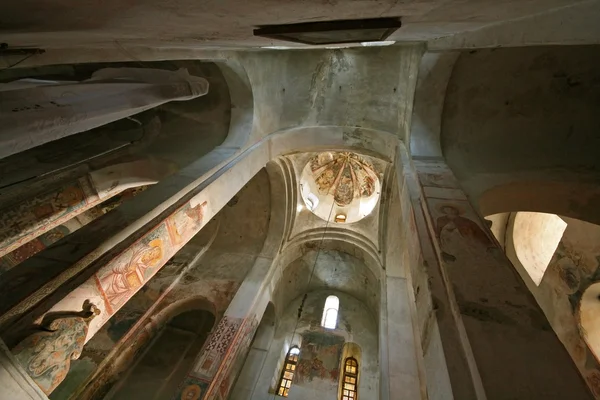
[300,152,381,224]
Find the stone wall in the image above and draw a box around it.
[247,291,378,400]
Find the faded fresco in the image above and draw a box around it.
[173,313,260,400]
[193,316,243,380]
[432,200,496,263]
[296,331,344,385]
[46,200,208,343]
[97,223,168,312]
[529,222,600,398]
[13,302,100,394]
[309,151,378,207]
[0,176,99,257]
[0,186,148,274]
[417,160,598,399]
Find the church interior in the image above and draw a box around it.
[1,1,600,399]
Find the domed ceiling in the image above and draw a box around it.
[300,151,381,224]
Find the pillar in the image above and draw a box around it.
[410,158,593,399]
[379,158,428,400]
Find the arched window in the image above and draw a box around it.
[341,357,359,400]
[321,295,339,329]
[277,346,300,397]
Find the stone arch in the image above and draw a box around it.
[480,181,600,226]
[271,239,382,320]
[67,295,218,400]
[438,46,600,221]
[104,304,216,399]
[255,289,379,400]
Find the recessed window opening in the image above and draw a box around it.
[513,212,567,285]
[341,357,359,400]
[277,346,300,397]
[321,295,339,329]
[306,192,319,210]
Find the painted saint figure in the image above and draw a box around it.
[435,204,494,261]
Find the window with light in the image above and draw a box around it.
[321,295,339,329]
[277,346,300,397]
[341,357,359,400]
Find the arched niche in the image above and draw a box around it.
[251,290,378,400]
[511,212,567,285]
[272,246,381,319]
[103,307,215,400]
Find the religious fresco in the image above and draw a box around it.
[296,331,344,385]
[308,152,378,207]
[193,316,243,379]
[12,301,100,395]
[417,161,600,398]
[538,238,600,398]
[431,200,496,262]
[97,224,168,311]
[46,200,208,346]
[0,176,99,257]
[0,186,149,273]
[177,377,210,400]
[172,313,260,400]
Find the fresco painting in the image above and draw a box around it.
[214,315,259,399]
[0,176,99,257]
[0,186,149,274]
[96,222,169,312]
[193,316,242,380]
[296,331,344,385]
[309,151,378,207]
[175,376,210,400]
[48,201,207,341]
[12,302,100,395]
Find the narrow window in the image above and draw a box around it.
[341,357,359,400]
[321,295,339,329]
[277,346,300,397]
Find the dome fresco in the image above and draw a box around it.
[301,151,381,223]
[310,152,378,207]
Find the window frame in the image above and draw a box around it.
[276,346,300,397]
[341,357,359,400]
[321,295,340,329]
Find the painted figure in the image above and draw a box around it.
[435,205,494,250]
[100,238,164,309]
[12,301,100,395]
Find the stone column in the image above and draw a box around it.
[379,276,426,400]
[173,257,273,400]
[410,158,593,399]
[378,156,428,400]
